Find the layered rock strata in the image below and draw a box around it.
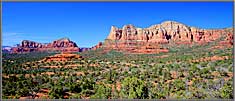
[100,21,233,54]
[12,38,80,53]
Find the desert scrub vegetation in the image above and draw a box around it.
[2,42,233,99]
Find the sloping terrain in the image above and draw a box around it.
[2,39,233,99]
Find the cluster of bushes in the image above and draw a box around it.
[2,43,233,99]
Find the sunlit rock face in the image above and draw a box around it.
[10,21,233,54]
[102,21,233,54]
[12,38,80,53]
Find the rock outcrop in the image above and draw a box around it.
[42,53,83,62]
[79,47,92,52]
[91,42,103,50]
[9,21,233,54]
[12,38,80,53]
[101,21,233,54]
[2,46,12,53]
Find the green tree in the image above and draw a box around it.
[91,84,112,99]
[120,77,148,99]
[219,83,233,99]
[49,85,64,99]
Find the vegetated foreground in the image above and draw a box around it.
[2,42,233,99]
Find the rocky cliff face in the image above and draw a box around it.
[102,21,233,54]
[10,21,233,54]
[12,38,80,53]
[91,42,103,50]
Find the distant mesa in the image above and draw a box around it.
[79,47,92,52]
[2,46,12,53]
[11,37,80,53]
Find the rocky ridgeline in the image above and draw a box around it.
[100,21,233,54]
[9,21,233,54]
[12,38,80,53]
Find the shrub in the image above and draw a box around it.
[120,76,148,99]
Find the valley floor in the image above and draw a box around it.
[2,43,233,99]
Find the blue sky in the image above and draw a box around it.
[2,2,233,47]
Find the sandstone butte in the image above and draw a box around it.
[11,21,233,54]
[98,21,233,54]
[12,38,80,53]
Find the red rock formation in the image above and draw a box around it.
[78,42,103,52]
[101,21,233,54]
[42,53,83,62]
[219,29,233,46]
[12,38,80,53]
[79,47,91,52]
[10,21,233,54]
[91,42,103,50]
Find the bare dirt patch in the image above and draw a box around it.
[191,56,230,63]
[170,71,178,79]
